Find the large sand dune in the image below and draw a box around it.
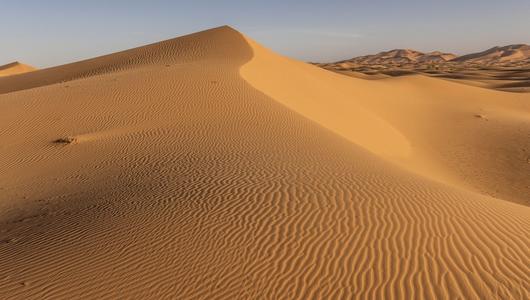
[0,26,528,299]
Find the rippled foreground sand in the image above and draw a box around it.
[0,26,529,299]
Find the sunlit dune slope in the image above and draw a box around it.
[0,26,528,299]
[241,38,530,205]
[0,62,35,77]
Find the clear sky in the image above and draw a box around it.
[2,1,530,68]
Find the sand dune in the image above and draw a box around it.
[0,26,529,299]
[320,45,530,93]
[419,51,457,63]
[336,49,457,65]
[0,62,35,77]
[453,44,530,64]
[243,39,530,206]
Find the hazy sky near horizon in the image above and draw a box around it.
[2,1,530,68]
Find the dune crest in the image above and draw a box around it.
[240,40,412,160]
[0,26,246,95]
[0,26,529,299]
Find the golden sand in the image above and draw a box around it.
[0,26,528,299]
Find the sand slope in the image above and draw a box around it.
[242,38,530,206]
[0,26,529,299]
[0,62,35,77]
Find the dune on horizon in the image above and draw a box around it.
[0,26,529,299]
[319,44,530,93]
[0,62,36,77]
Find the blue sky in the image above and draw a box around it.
[2,1,529,67]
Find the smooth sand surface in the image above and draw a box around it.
[243,39,530,206]
[0,26,529,299]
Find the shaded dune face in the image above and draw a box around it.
[0,27,529,299]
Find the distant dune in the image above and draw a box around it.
[0,62,35,77]
[453,44,530,64]
[328,44,530,66]
[319,44,530,92]
[335,49,457,66]
[0,26,529,299]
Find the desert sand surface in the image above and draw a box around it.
[0,62,35,77]
[0,26,529,299]
[319,44,530,93]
